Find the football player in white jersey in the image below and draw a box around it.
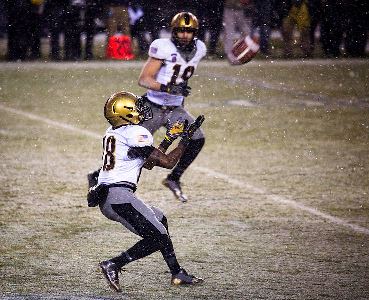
[137,11,207,203]
[88,91,204,292]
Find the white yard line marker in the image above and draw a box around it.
[194,166,369,235]
[1,103,368,235]
[0,103,100,139]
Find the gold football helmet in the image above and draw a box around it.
[171,12,199,49]
[171,12,199,33]
[104,91,152,127]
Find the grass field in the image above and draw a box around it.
[0,59,369,299]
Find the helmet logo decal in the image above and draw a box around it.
[184,13,190,25]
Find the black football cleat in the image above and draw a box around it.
[87,170,100,189]
[99,260,122,292]
[162,179,188,203]
[171,268,203,285]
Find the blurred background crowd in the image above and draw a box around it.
[1,0,368,61]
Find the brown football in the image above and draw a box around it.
[231,35,260,64]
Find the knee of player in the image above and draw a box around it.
[151,206,164,220]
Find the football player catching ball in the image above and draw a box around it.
[88,91,204,292]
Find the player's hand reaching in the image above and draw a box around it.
[160,82,191,97]
[164,118,188,143]
[181,115,205,145]
[159,118,189,152]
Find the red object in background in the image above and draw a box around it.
[106,35,135,60]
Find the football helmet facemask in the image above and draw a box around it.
[171,12,199,51]
[104,91,152,127]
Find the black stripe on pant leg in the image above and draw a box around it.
[111,203,180,274]
[111,203,162,261]
[111,203,163,239]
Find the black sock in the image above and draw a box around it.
[110,214,172,269]
[159,217,180,274]
[111,238,160,269]
[111,251,133,269]
[112,234,181,275]
[159,235,181,275]
[168,138,205,182]
[162,250,181,275]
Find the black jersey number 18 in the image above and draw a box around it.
[102,135,116,171]
[169,64,195,85]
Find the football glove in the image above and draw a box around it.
[160,118,189,150]
[181,115,205,145]
[165,119,188,142]
[160,82,191,97]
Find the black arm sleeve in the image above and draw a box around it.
[127,146,155,159]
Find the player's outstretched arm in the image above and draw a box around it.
[144,119,188,170]
[138,57,191,97]
[143,115,205,170]
[138,57,163,91]
[144,143,187,170]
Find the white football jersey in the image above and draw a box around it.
[147,38,207,106]
[98,125,153,185]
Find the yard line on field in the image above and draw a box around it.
[0,103,100,139]
[193,166,369,235]
[1,102,368,235]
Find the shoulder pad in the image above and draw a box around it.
[149,39,173,60]
[125,125,153,147]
